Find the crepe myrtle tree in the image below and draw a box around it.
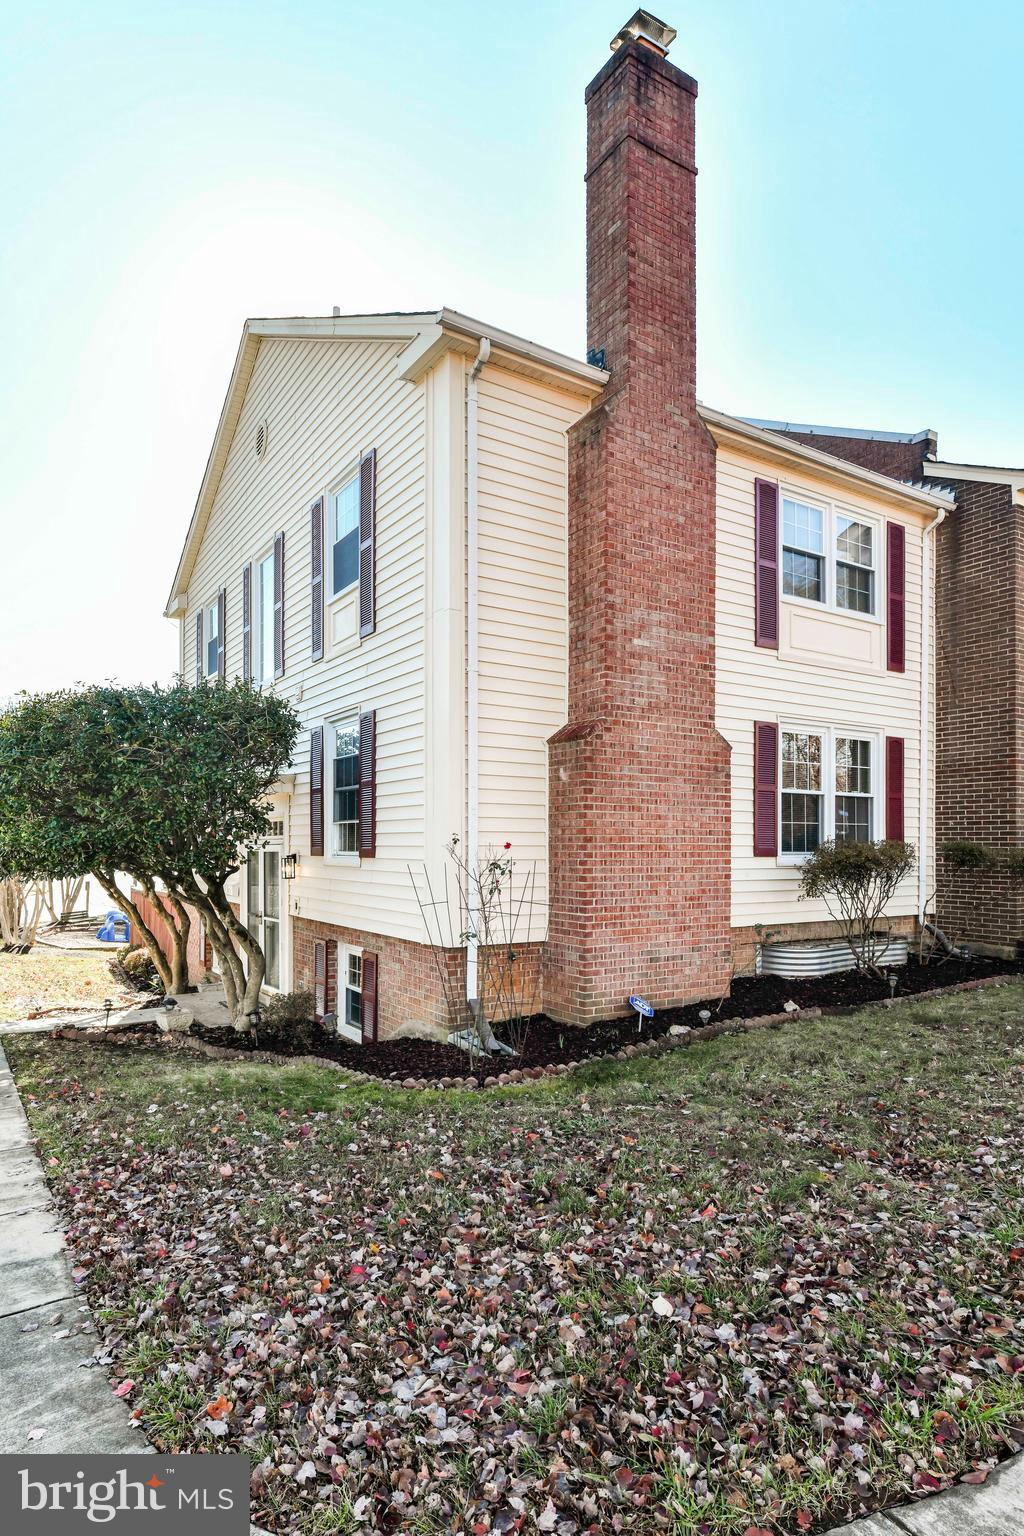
[799,838,916,978]
[0,680,299,1021]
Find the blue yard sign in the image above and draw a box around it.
[629,994,654,1029]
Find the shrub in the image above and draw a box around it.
[941,840,999,871]
[113,945,160,991]
[250,990,325,1053]
[799,839,916,977]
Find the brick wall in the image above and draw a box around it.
[292,915,543,1040]
[930,477,1024,955]
[731,914,918,975]
[769,430,935,483]
[545,38,732,1026]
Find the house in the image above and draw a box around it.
[164,10,953,1037]
[756,421,1024,959]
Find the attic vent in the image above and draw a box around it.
[254,419,269,461]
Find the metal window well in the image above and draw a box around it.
[758,937,909,978]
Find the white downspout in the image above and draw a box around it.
[918,503,948,927]
[466,337,491,1007]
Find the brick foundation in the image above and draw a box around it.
[292,916,543,1041]
[543,35,732,1027]
[731,914,919,975]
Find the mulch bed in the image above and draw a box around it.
[181,954,1021,1086]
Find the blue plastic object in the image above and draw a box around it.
[97,910,132,944]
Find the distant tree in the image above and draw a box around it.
[0,681,299,1020]
[799,838,916,977]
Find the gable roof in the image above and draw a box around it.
[700,407,955,514]
[164,310,610,615]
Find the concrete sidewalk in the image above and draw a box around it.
[822,1449,1024,1533]
[0,1042,148,1454]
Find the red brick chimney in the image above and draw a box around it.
[544,11,732,1025]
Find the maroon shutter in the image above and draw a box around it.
[310,726,325,856]
[754,720,779,856]
[359,448,376,638]
[325,942,337,1018]
[358,709,376,857]
[273,530,285,678]
[313,940,326,1019]
[361,952,378,1043]
[754,478,779,648]
[310,497,325,662]
[195,610,203,685]
[886,522,906,672]
[217,587,226,678]
[241,563,252,682]
[885,736,905,841]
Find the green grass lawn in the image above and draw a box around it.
[0,945,132,1021]
[7,984,1024,1536]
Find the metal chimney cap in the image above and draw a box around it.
[610,9,677,55]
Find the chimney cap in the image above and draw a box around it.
[610,9,677,56]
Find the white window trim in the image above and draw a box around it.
[325,713,361,864]
[254,544,276,686]
[336,941,363,1043]
[777,722,882,866]
[327,466,361,603]
[780,484,884,624]
[204,597,220,677]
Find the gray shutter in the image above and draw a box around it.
[359,448,376,638]
[310,726,325,857]
[273,530,285,678]
[241,563,252,682]
[310,497,325,662]
[217,587,226,678]
[195,609,203,686]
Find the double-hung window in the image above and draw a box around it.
[331,720,360,855]
[780,728,876,856]
[835,516,875,614]
[257,551,275,683]
[331,474,360,598]
[781,493,878,616]
[782,499,825,603]
[204,598,220,677]
[337,946,362,1041]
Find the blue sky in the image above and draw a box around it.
[2,0,1021,693]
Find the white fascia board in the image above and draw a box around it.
[926,460,1024,498]
[437,308,609,395]
[248,313,434,343]
[701,406,956,514]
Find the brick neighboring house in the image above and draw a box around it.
[758,421,1024,958]
[163,12,952,1035]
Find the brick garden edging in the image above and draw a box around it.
[48,973,1016,1092]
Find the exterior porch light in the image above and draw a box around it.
[282,853,298,881]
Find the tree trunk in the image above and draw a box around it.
[164,892,192,993]
[95,872,173,993]
[176,876,251,1024]
[207,879,266,1018]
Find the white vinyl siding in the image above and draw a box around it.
[715,445,930,929]
[475,368,582,943]
[184,335,428,940]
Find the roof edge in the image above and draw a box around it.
[701,407,955,511]
[743,417,936,447]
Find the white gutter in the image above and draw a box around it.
[465,337,491,1005]
[919,503,948,925]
